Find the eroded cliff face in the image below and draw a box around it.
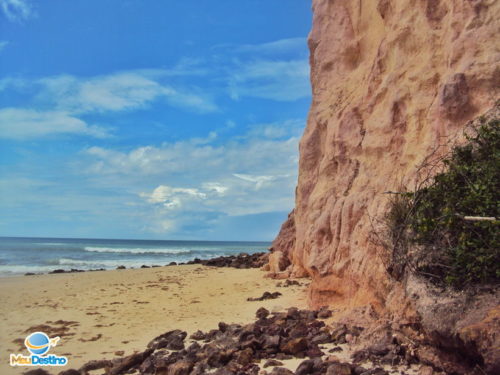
[273,0,499,312]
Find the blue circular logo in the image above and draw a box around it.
[25,332,51,355]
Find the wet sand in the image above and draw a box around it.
[0,265,308,375]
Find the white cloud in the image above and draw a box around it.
[0,108,109,139]
[201,182,228,195]
[0,41,9,52]
[233,173,285,190]
[228,59,310,101]
[141,185,207,209]
[0,0,33,22]
[38,72,218,114]
[236,37,307,55]
[81,119,303,233]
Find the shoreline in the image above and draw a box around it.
[1,252,268,278]
[0,263,308,375]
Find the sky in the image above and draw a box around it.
[0,0,312,241]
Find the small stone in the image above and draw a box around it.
[280,337,308,355]
[189,330,206,340]
[58,370,81,375]
[263,359,284,368]
[256,307,270,319]
[167,360,194,375]
[269,368,295,375]
[23,370,52,375]
[326,362,353,375]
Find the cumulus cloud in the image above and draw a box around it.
[0,108,109,139]
[81,119,303,233]
[141,185,207,209]
[0,0,33,22]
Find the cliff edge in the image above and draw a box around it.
[271,0,499,372]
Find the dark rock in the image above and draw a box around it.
[147,329,187,350]
[189,330,206,341]
[360,368,388,375]
[187,252,268,269]
[280,279,300,287]
[286,307,300,320]
[58,370,81,375]
[141,265,150,268]
[311,332,331,345]
[190,362,209,375]
[24,272,36,276]
[331,325,348,343]
[108,349,153,375]
[168,261,177,266]
[23,370,52,375]
[352,366,368,375]
[218,321,229,332]
[269,368,295,375]
[280,337,308,355]
[79,359,113,372]
[263,359,284,368]
[256,307,270,319]
[328,346,343,353]
[247,291,282,301]
[49,269,66,274]
[262,334,280,350]
[380,351,401,365]
[116,265,126,269]
[166,360,193,375]
[367,343,390,357]
[317,306,333,318]
[234,347,254,366]
[275,353,294,360]
[325,362,353,375]
[295,358,322,375]
[305,345,324,358]
[212,369,235,375]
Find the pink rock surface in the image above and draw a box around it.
[275,0,499,311]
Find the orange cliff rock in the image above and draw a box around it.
[273,0,499,308]
[272,0,500,371]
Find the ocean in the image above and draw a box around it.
[0,237,271,276]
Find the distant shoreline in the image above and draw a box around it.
[0,237,271,277]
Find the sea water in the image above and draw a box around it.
[0,237,270,276]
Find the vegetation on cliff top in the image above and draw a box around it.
[386,115,499,287]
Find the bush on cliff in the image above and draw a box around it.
[386,116,499,287]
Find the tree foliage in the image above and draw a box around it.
[386,117,499,287]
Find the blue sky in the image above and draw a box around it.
[0,0,312,241]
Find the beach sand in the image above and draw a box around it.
[0,265,308,375]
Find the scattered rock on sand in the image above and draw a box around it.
[247,291,282,301]
[65,307,428,375]
[187,252,268,269]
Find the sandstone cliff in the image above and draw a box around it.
[271,0,499,372]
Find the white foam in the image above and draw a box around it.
[83,246,192,254]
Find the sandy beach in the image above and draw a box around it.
[0,265,308,375]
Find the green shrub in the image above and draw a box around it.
[387,117,499,287]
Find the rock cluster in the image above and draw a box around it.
[31,307,434,375]
[186,252,268,269]
[25,252,268,276]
